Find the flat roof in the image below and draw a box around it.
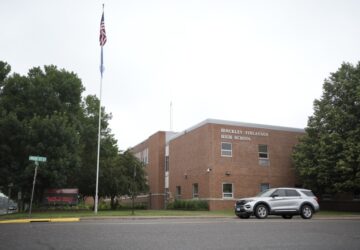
[168,118,305,142]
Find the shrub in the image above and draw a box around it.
[167,199,209,211]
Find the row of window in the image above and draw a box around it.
[221,143,269,158]
[135,148,149,165]
[175,183,270,199]
[221,143,270,166]
[140,143,268,170]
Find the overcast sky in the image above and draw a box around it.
[1,0,360,150]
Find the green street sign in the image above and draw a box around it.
[29,155,47,162]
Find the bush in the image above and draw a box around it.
[98,201,111,210]
[117,203,148,210]
[167,199,209,211]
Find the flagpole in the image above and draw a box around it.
[95,3,106,214]
[95,49,103,214]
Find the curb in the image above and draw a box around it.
[1,216,360,224]
[0,218,80,224]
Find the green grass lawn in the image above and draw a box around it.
[0,209,234,219]
[1,209,359,220]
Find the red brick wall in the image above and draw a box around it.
[169,122,304,210]
[132,131,166,209]
[169,124,212,201]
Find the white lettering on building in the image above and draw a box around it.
[220,127,269,141]
[221,134,233,139]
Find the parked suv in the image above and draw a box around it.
[235,187,319,219]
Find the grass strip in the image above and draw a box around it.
[1,210,359,220]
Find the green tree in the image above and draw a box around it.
[77,95,148,209]
[77,95,116,200]
[121,150,149,197]
[0,61,146,210]
[0,62,83,203]
[293,62,360,195]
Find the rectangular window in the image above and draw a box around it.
[143,148,149,165]
[258,145,268,158]
[260,183,270,192]
[165,156,169,172]
[272,189,286,197]
[175,186,181,199]
[258,144,269,166]
[192,183,199,198]
[136,148,149,165]
[285,189,300,197]
[221,142,232,157]
[222,183,233,198]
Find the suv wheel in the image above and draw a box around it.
[300,204,313,219]
[255,204,268,219]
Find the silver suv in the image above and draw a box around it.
[235,187,320,219]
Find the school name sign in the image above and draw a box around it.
[220,128,269,141]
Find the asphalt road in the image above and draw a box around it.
[1,217,359,250]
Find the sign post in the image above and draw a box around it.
[28,155,46,217]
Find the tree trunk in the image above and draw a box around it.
[110,195,116,210]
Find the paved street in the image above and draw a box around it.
[1,217,360,250]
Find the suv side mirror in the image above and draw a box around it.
[271,194,279,198]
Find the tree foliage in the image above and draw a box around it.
[0,63,83,202]
[0,61,148,207]
[293,62,360,195]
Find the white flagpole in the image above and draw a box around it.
[95,60,103,214]
[95,4,106,214]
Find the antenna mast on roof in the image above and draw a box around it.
[170,101,173,131]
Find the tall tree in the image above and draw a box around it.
[293,62,360,195]
[121,150,149,197]
[0,61,148,210]
[77,95,115,199]
[0,62,84,203]
[77,95,148,209]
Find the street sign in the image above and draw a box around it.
[28,155,46,217]
[29,156,47,162]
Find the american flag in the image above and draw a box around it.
[99,12,107,46]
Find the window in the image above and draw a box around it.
[272,189,286,197]
[136,148,149,165]
[222,183,233,198]
[165,156,169,172]
[258,144,269,166]
[165,188,169,200]
[143,148,149,165]
[260,183,270,192]
[258,145,268,158]
[221,142,232,157]
[285,189,300,197]
[192,183,199,198]
[301,190,316,197]
[176,186,181,199]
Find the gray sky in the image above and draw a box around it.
[1,0,360,150]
